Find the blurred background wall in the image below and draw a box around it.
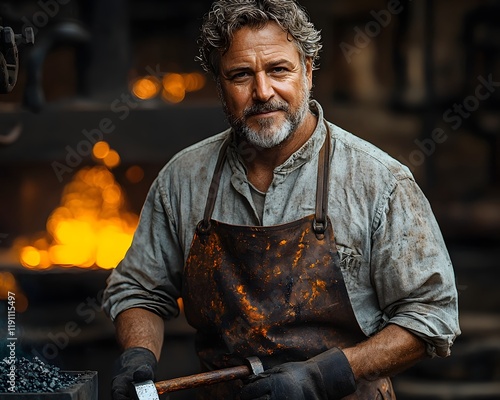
[0,0,499,399]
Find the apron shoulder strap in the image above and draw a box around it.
[313,121,332,239]
[198,137,231,233]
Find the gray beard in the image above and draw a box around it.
[220,81,311,149]
[240,111,295,149]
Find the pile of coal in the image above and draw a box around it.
[0,356,81,393]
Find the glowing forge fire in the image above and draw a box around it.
[17,166,138,270]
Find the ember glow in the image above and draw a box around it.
[131,72,206,103]
[18,166,138,270]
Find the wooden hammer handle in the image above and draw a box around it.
[155,364,252,394]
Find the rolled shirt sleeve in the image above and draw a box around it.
[102,178,184,321]
[370,177,460,357]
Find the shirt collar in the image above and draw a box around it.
[227,99,327,176]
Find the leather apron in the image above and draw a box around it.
[182,123,394,399]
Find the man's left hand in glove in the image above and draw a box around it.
[240,347,356,400]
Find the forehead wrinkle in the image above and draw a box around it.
[227,23,296,53]
[223,42,300,72]
[220,22,304,79]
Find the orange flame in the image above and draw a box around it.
[18,166,138,270]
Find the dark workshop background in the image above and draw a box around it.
[0,0,499,399]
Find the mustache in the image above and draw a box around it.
[243,101,289,117]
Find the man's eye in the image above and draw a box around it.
[272,67,287,73]
[231,72,249,80]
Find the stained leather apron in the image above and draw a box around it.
[182,123,394,399]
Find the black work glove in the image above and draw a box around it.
[111,347,158,400]
[240,347,356,400]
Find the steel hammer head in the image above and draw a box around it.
[131,379,159,400]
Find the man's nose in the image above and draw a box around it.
[252,73,274,102]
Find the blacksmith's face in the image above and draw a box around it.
[218,22,313,148]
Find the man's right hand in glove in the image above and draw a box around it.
[111,347,158,400]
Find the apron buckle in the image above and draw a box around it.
[313,218,327,239]
[197,220,212,235]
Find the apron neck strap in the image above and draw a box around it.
[313,121,331,239]
[198,137,231,233]
[198,121,332,236]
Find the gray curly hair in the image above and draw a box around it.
[197,0,322,78]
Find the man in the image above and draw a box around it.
[103,1,460,399]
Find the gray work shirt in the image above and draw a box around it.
[103,101,460,358]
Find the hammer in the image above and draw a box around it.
[131,356,264,400]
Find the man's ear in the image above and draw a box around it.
[305,57,313,90]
